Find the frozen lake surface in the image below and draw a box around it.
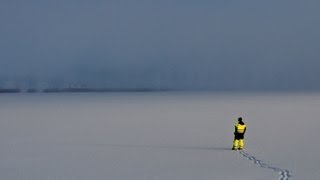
[1,92,320,179]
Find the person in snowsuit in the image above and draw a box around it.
[232,117,246,150]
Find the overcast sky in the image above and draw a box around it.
[0,0,319,90]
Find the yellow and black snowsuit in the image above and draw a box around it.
[232,122,246,150]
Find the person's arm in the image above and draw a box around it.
[244,127,246,134]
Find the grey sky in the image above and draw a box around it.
[0,0,319,90]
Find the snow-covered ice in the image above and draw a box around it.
[1,92,319,179]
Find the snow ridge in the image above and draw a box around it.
[239,150,292,180]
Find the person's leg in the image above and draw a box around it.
[232,139,239,150]
[238,133,245,150]
[239,139,244,150]
[232,133,241,150]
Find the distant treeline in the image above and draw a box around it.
[0,88,171,93]
[0,88,21,93]
[42,88,170,93]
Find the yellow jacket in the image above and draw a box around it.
[235,123,246,134]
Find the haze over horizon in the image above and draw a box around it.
[1,0,319,91]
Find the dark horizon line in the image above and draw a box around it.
[0,87,319,94]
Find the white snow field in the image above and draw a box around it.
[1,92,319,180]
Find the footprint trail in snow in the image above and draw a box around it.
[238,150,292,180]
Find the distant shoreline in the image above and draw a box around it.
[42,88,172,93]
[0,88,172,93]
[1,88,319,94]
[0,89,21,93]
